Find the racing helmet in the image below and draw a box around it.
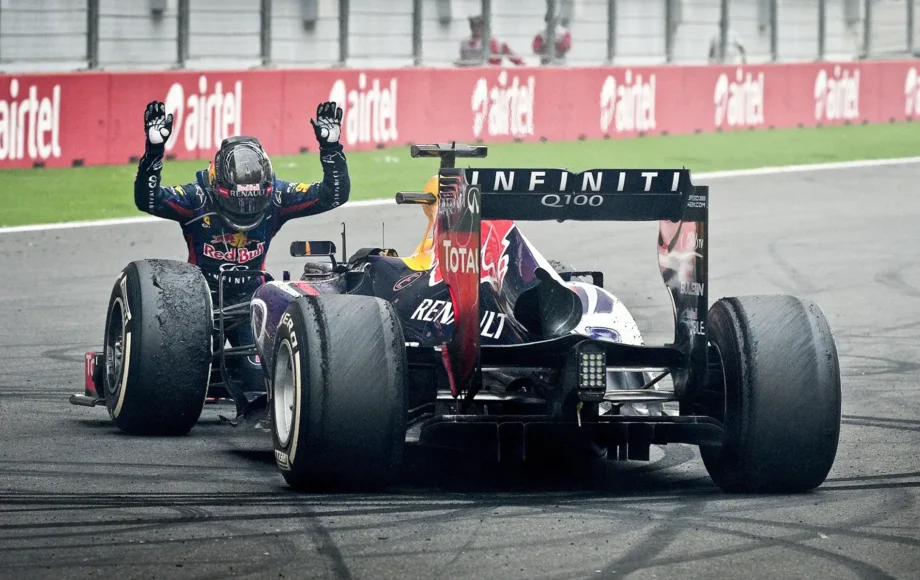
[208,136,275,232]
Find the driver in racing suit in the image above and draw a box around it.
[133,100,350,397]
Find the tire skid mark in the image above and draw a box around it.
[838,353,920,377]
[599,499,709,578]
[0,501,553,570]
[1,554,260,575]
[0,466,268,486]
[842,418,920,434]
[619,520,897,580]
[827,469,920,483]
[0,512,211,546]
[532,498,904,578]
[553,487,914,578]
[842,415,920,426]
[836,336,920,346]
[417,506,494,578]
[295,502,354,580]
[877,320,920,334]
[605,494,920,550]
[0,496,505,550]
[874,267,920,299]
[40,347,91,364]
[766,241,824,296]
[0,458,262,470]
[823,483,916,495]
[183,506,301,580]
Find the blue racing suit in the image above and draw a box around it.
[134,141,350,394]
[134,144,349,296]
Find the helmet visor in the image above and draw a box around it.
[214,183,273,230]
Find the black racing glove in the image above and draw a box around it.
[310,101,343,149]
[144,101,174,151]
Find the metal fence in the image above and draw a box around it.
[0,0,916,73]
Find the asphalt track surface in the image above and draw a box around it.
[2,162,920,580]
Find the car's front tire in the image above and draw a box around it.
[700,295,842,493]
[270,294,408,491]
[102,259,213,435]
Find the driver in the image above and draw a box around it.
[133,100,350,395]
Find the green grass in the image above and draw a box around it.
[2,122,919,227]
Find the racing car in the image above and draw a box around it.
[72,143,842,494]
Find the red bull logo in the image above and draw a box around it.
[203,241,265,263]
[210,232,249,248]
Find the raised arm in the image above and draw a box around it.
[134,101,204,221]
[276,102,350,222]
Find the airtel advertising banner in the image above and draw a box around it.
[0,60,917,170]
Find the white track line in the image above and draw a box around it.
[3,155,920,234]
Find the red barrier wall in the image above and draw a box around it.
[1,60,918,170]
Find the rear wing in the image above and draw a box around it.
[468,168,701,222]
[395,143,709,403]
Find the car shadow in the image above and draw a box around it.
[225,441,720,498]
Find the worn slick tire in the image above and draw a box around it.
[700,295,841,493]
[102,259,212,435]
[270,294,408,492]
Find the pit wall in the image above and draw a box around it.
[1,60,918,169]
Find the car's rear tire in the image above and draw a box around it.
[699,295,841,493]
[270,294,408,491]
[102,259,212,436]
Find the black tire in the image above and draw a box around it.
[270,294,408,491]
[700,295,841,493]
[102,259,213,435]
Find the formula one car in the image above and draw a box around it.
[72,143,842,494]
